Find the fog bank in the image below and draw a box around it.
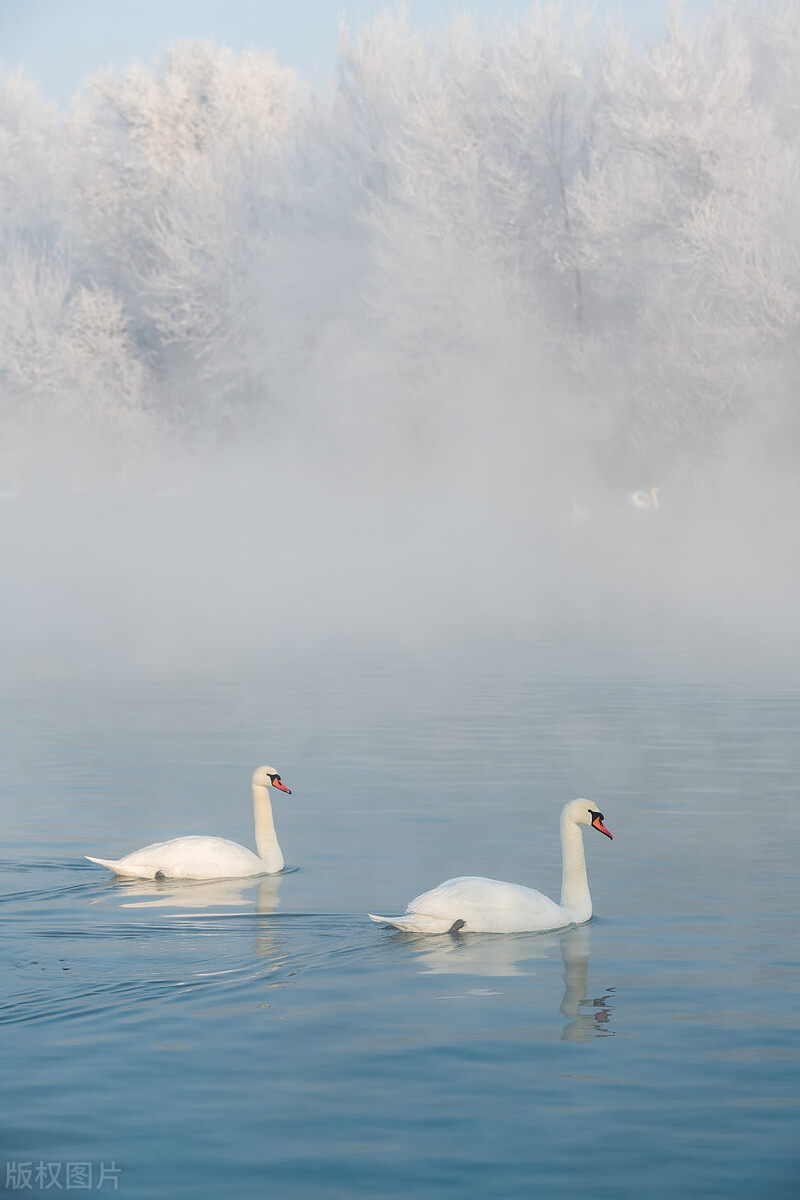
[1,5,799,669]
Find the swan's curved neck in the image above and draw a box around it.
[253,784,284,872]
[559,817,591,922]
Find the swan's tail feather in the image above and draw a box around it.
[85,855,123,872]
[369,912,464,934]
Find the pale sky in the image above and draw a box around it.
[1,0,712,106]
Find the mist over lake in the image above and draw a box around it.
[1,4,800,1197]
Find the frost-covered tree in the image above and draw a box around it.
[1,3,799,485]
[568,6,800,467]
[337,9,593,358]
[0,72,153,452]
[330,6,600,454]
[67,41,303,433]
[0,243,149,446]
[0,72,62,240]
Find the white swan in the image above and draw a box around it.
[628,487,659,510]
[86,766,291,880]
[369,799,612,934]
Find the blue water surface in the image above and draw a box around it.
[1,636,798,1198]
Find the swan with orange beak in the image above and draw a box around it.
[371,799,612,934]
[87,766,292,879]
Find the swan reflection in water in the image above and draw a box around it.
[558,925,615,1042]
[106,874,284,914]
[97,874,288,965]
[392,922,615,1041]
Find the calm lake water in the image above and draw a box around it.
[1,634,799,1198]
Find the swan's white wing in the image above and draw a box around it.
[86,836,267,880]
[404,876,569,934]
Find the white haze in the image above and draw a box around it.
[1,4,799,673]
